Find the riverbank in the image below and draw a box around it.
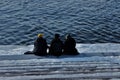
[0,43,120,80]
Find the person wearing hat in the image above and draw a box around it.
[24,33,48,56]
[33,33,48,56]
[63,34,79,55]
[49,34,63,57]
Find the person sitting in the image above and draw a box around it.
[24,33,48,56]
[63,34,79,55]
[49,34,63,57]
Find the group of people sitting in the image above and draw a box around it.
[24,33,79,57]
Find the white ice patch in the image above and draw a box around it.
[0,44,120,79]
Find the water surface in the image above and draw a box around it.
[0,0,120,44]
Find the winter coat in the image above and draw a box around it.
[49,38,63,57]
[33,37,48,56]
[63,37,79,55]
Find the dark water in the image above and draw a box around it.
[0,0,120,45]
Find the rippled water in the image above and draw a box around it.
[0,0,120,45]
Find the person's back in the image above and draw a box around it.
[24,34,48,56]
[33,35,48,56]
[63,34,79,55]
[49,34,63,57]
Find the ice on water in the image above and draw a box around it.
[0,43,120,80]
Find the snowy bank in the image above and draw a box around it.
[0,43,120,80]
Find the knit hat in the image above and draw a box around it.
[66,34,71,39]
[38,34,43,37]
[55,34,60,38]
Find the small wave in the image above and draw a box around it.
[0,0,120,44]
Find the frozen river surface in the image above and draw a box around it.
[1,43,120,80]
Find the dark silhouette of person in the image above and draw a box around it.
[49,34,63,57]
[63,34,79,55]
[24,34,48,56]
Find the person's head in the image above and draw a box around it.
[38,33,43,38]
[66,34,71,39]
[55,34,60,38]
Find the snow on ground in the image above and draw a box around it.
[0,43,120,80]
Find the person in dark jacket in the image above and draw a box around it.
[49,34,63,57]
[63,34,79,55]
[24,34,48,56]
